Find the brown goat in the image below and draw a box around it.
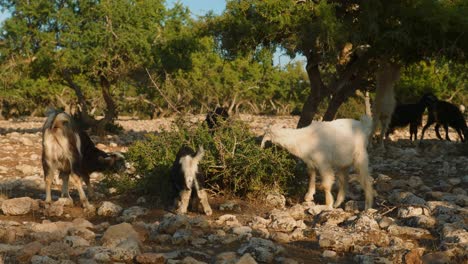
[41,110,124,209]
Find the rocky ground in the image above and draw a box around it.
[0,115,467,264]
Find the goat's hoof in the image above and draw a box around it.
[83,204,96,214]
[302,201,316,207]
[57,197,74,207]
[175,208,187,215]
[303,195,315,203]
[204,210,213,216]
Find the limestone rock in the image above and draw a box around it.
[1,197,39,215]
[97,201,123,217]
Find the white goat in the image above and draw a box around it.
[370,61,401,146]
[261,116,374,209]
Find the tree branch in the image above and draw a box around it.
[145,68,180,114]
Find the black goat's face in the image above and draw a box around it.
[98,152,126,172]
[421,93,438,106]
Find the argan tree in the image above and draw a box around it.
[209,0,467,127]
[0,0,195,131]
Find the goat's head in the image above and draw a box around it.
[260,123,284,148]
[421,93,438,106]
[98,152,126,172]
[260,123,274,149]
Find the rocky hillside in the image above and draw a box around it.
[0,115,466,263]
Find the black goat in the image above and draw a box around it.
[170,145,212,215]
[42,110,125,209]
[421,94,468,142]
[206,107,229,130]
[386,96,430,141]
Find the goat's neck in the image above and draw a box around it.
[271,127,309,158]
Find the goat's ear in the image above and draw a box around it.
[110,152,125,160]
[260,132,271,149]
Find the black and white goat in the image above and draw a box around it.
[421,94,468,142]
[42,110,125,209]
[171,145,212,215]
[206,107,229,130]
[386,95,430,141]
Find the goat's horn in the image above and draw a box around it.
[260,136,267,149]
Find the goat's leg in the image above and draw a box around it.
[319,167,335,209]
[421,123,433,141]
[59,171,72,200]
[421,114,435,140]
[455,128,465,142]
[368,118,379,146]
[334,168,348,208]
[192,177,212,216]
[434,124,444,140]
[175,189,192,214]
[81,174,94,200]
[355,154,374,210]
[70,174,91,208]
[304,167,317,202]
[443,124,451,141]
[409,122,417,141]
[44,166,54,203]
[379,116,391,145]
[197,189,213,216]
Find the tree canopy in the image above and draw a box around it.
[209,0,467,126]
[0,0,466,128]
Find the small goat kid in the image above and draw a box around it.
[261,116,374,210]
[171,145,212,215]
[42,111,124,209]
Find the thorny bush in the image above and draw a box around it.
[106,118,306,204]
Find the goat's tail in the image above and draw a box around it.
[359,115,373,137]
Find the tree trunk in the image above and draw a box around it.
[297,50,371,128]
[62,71,99,129]
[322,73,369,121]
[365,91,372,116]
[100,75,117,122]
[297,53,329,128]
[322,83,357,121]
[0,101,5,120]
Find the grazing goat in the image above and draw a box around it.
[171,145,212,215]
[421,94,468,142]
[370,61,401,146]
[386,95,430,141]
[42,110,125,209]
[206,107,229,130]
[261,116,374,210]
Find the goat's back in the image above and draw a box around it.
[42,111,81,172]
[433,101,467,128]
[301,118,370,168]
[390,103,425,127]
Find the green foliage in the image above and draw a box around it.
[156,36,309,114]
[335,96,366,120]
[397,60,467,105]
[120,120,302,201]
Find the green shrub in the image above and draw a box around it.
[116,119,304,202]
